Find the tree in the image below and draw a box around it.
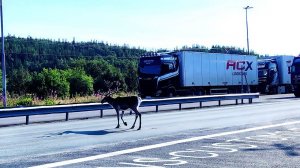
[77,58,126,93]
[7,67,32,95]
[30,69,70,99]
[0,69,2,93]
[66,68,94,97]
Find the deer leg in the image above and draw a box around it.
[138,113,142,130]
[115,109,120,128]
[130,114,138,129]
[121,111,127,126]
[131,108,141,130]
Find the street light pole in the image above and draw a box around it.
[241,6,253,93]
[244,6,253,55]
[0,0,6,107]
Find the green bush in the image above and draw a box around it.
[43,99,55,106]
[16,97,33,107]
[67,68,94,97]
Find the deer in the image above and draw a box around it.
[100,81,142,130]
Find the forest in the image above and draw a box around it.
[0,35,255,106]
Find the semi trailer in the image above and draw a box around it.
[138,51,258,97]
[291,56,300,97]
[258,56,294,94]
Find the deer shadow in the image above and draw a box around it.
[241,143,300,157]
[273,143,300,157]
[57,128,133,136]
[269,96,298,100]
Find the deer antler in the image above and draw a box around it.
[103,80,120,97]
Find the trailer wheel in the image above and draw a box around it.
[192,89,202,96]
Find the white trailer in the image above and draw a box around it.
[274,56,294,85]
[138,51,258,97]
[178,51,258,89]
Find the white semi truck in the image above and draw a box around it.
[138,51,258,97]
[258,56,294,94]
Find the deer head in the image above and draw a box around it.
[100,80,120,104]
[101,95,113,104]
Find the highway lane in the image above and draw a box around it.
[0,94,299,167]
[0,94,294,126]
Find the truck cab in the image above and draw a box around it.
[138,52,179,97]
[291,56,300,97]
[258,56,294,94]
[258,59,279,93]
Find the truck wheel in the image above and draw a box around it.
[167,88,176,97]
[294,91,300,97]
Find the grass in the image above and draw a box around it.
[1,92,138,108]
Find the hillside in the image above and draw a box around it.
[0,35,254,100]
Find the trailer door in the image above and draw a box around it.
[193,52,203,86]
[216,54,227,86]
[209,54,218,86]
[246,56,258,85]
[202,53,210,86]
[224,54,233,85]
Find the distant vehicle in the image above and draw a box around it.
[291,56,300,97]
[138,51,258,97]
[258,56,294,94]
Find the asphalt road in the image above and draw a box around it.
[0,94,299,167]
[0,93,290,126]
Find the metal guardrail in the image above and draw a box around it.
[0,93,259,125]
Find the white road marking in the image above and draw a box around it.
[29,120,300,168]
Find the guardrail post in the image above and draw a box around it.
[26,115,29,125]
[179,103,182,110]
[66,112,69,121]
[236,99,238,105]
[218,100,221,106]
[156,105,158,112]
[249,98,252,104]
[241,99,244,104]
[200,102,202,108]
[100,110,103,118]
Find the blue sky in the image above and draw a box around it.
[3,0,300,55]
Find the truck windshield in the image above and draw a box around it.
[269,63,277,69]
[292,58,300,74]
[258,69,268,77]
[258,61,276,77]
[139,57,161,75]
[138,55,177,75]
[258,62,266,69]
[291,65,300,74]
